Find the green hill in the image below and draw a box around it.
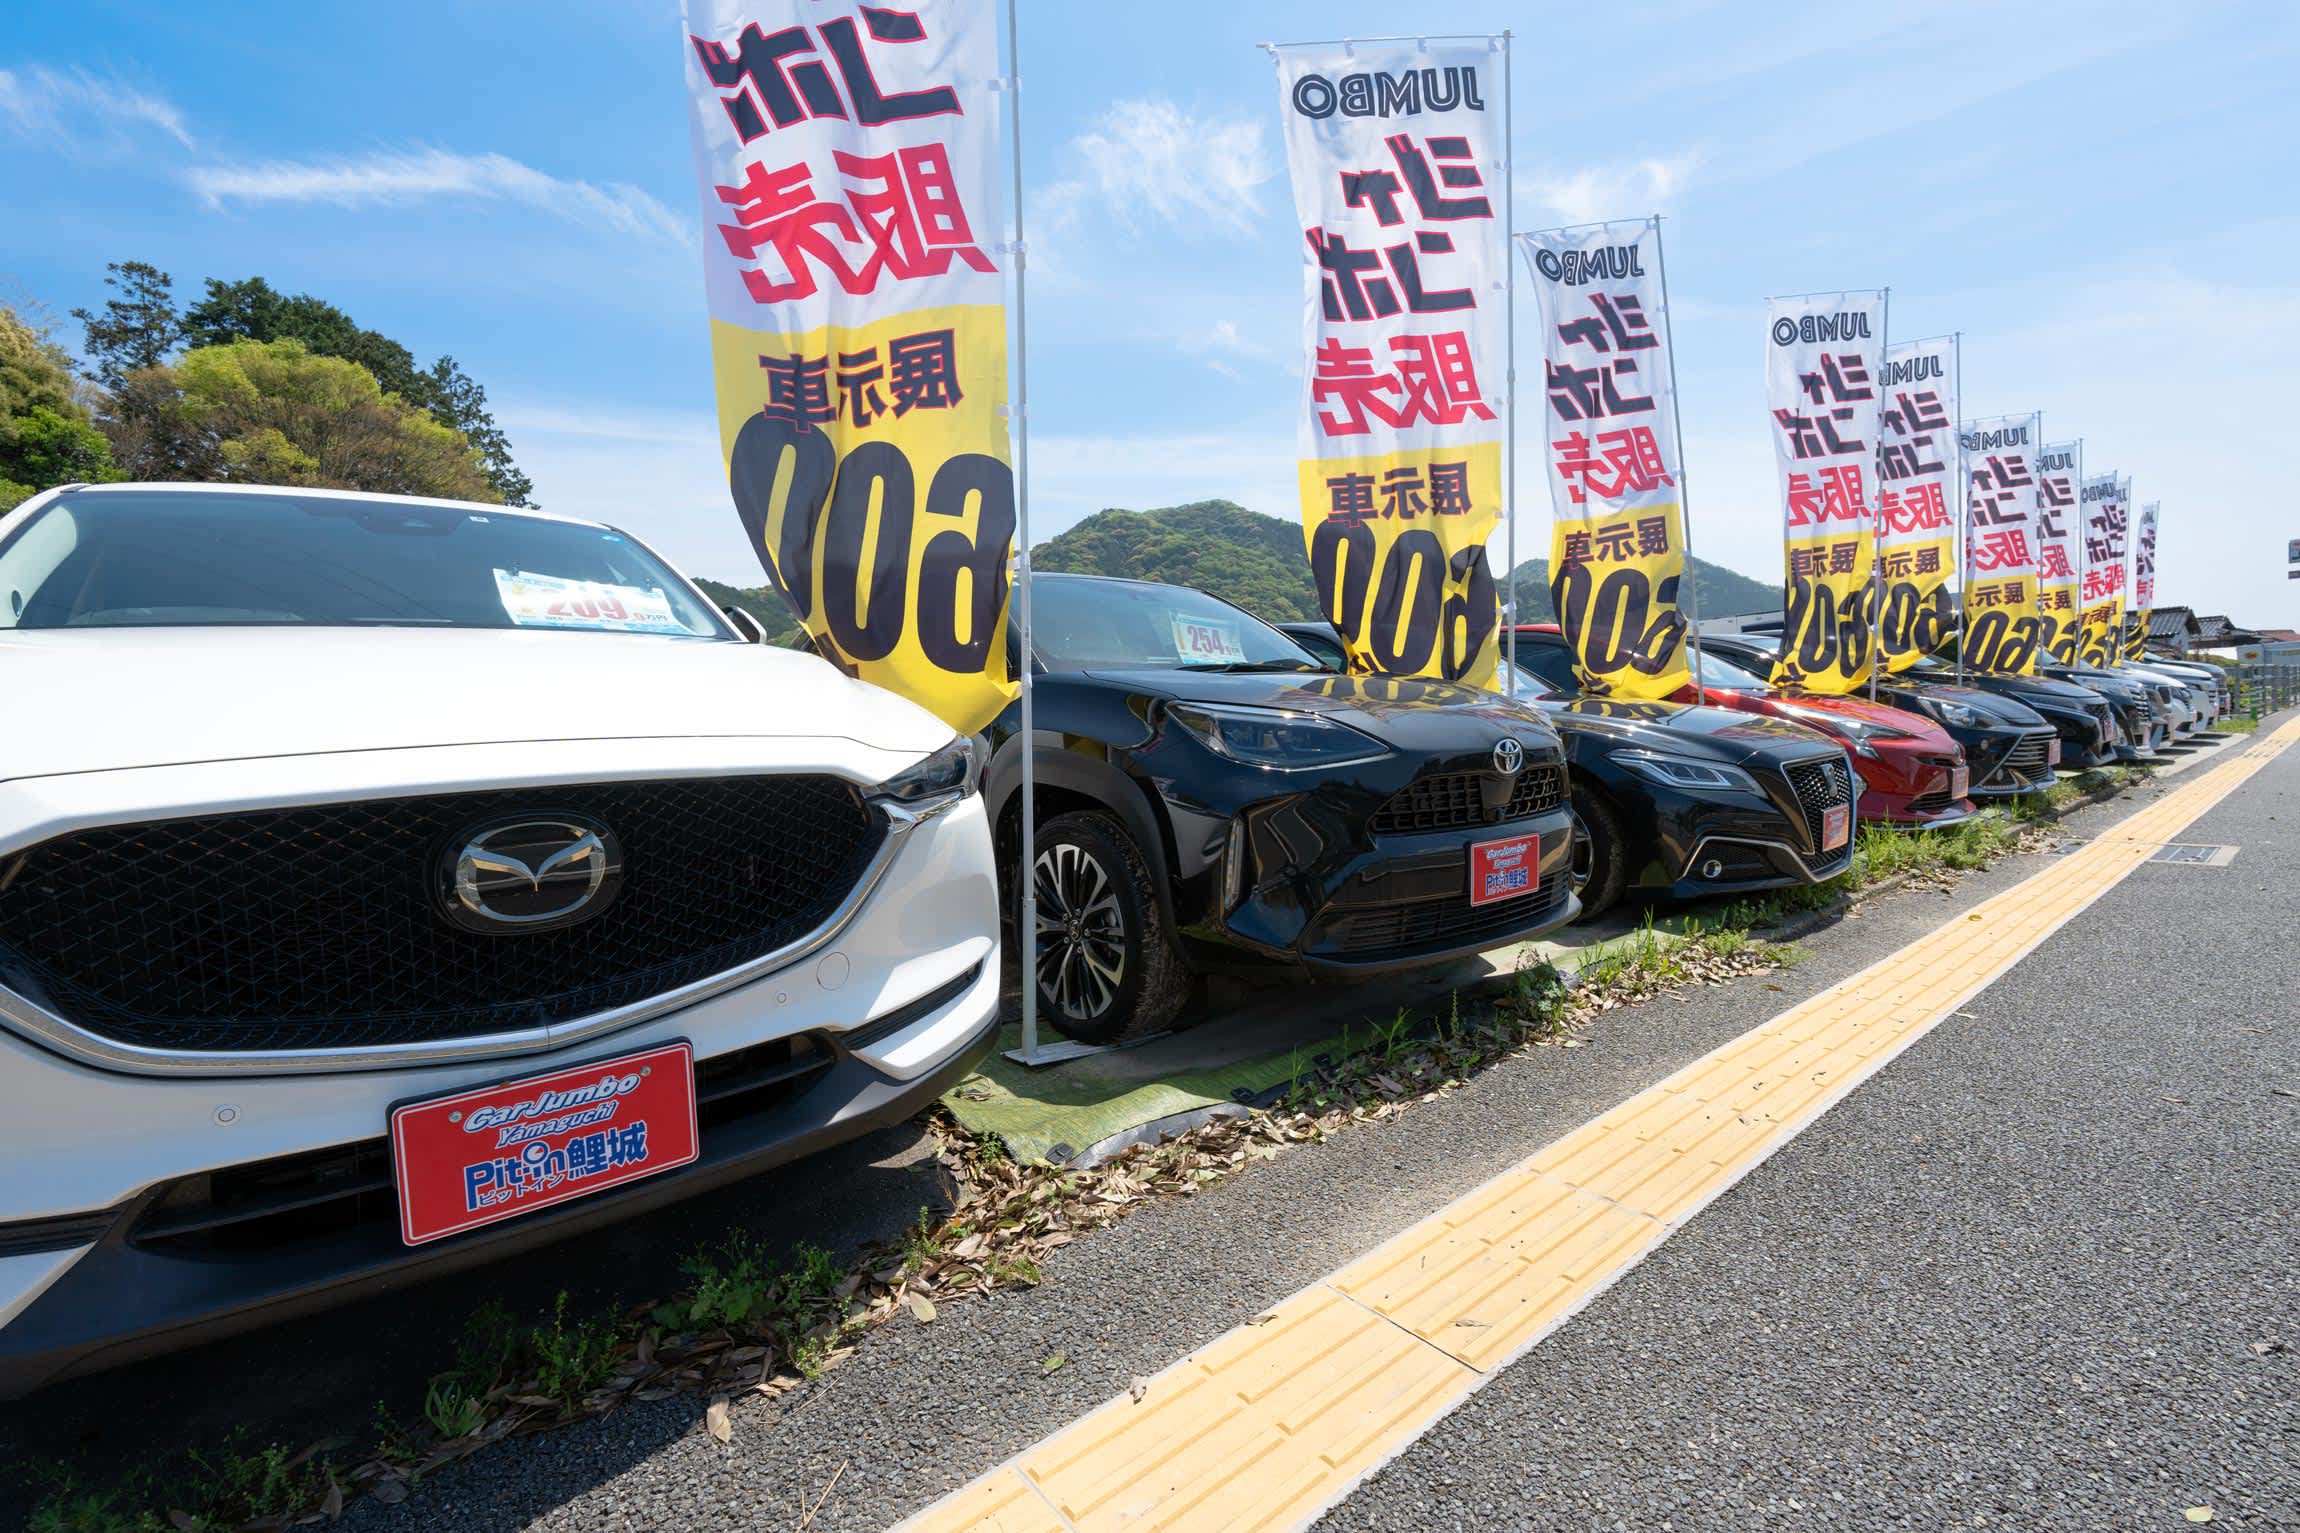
[700,500,1781,639]
[1032,500,1781,625]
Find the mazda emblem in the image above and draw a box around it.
[1492,737,1524,775]
[441,818,623,934]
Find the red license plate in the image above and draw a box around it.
[2047,738,2062,766]
[1950,764,1970,801]
[389,1042,699,1246]
[1822,803,1852,850]
[1469,833,1540,906]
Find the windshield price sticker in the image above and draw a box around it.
[494,570,689,635]
[1470,833,1539,907]
[389,1042,700,1246]
[1172,617,1248,664]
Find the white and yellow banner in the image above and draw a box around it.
[2034,439,2084,663]
[684,0,1015,731]
[1874,336,1958,674]
[1765,293,1886,693]
[1273,40,1504,685]
[1958,412,2047,675]
[2127,500,2159,662]
[1518,219,1690,700]
[2078,471,2130,667]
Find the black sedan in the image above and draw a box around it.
[1698,635,2065,798]
[985,577,1579,1043]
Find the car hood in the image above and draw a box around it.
[0,627,956,781]
[2045,667,2145,701]
[1875,676,2045,727]
[1710,689,1956,750]
[1079,666,1563,752]
[1969,671,2107,709]
[1536,695,1835,764]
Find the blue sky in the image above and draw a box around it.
[3,0,2296,624]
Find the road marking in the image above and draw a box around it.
[892,716,2300,1533]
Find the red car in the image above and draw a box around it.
[1504,626,1975,828]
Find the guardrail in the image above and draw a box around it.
[2234,662,2299,721]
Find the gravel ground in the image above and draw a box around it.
[311,768,2219,1532]
[1317,741,2300,1532]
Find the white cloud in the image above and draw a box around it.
[185,148,691,245]
[1042,98,1273,236]
[1173,317,1284,378]
[0,64,193,152]
[1520,154,1697,229]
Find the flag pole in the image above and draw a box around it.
[1952,331,1966,685]
[1007,0,1042,1065]
[1870,286,1889,701]
[1501,30,1517,686]
[1651,215,1702,689]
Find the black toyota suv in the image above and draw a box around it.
[1698,634,2068,796]
[984,576,1578,1043]
[1479,638,1860,919]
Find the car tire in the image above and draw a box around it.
[1569,787,1628,922]
[1028,810,1190,1046]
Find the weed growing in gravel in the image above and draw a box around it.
[528,1292,627,1410]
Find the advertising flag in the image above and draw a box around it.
[1273,41,1505,684]
[2078,472,2131,666]
[1518,219,1689,699]
[1874,336,1958,673]
[1958,413,2047,674]
[684,0,1016,732]
[2034,440,2084,662]
[2126,501,2159,661]
[1765,293,1886,692]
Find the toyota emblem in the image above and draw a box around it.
[440,818,623,934]
[1492,737,1524,775]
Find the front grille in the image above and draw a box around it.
[1780,755,1854,851]
[1311,877,1570,957]
[128,1033,835,1256]
[1981,731,2054,789]
[1906,756,1964,815]
[0,776,885,1054]
[1368,763,1568,834]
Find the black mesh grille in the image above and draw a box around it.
[1310,877,1570,958]
[1368,763,1568,835]
[0,777,885,1054]
[1989,731,2054,786]
[1781,755,1853,850]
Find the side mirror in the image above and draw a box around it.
[722,605,768,644]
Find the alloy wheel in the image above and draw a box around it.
[1569,809,1594,896]
[1032,841,1129,1021]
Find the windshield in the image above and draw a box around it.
[0,492,729,637]
[1031,577,1319,673]
[1695,650,1774,691]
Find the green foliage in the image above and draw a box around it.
[691,574,807,646]
[105,338,501,501]
[1031,500,1326,620]
[0,303,120,508]
[527,1291,627,1409]
[69,261,180,393]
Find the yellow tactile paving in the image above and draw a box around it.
[893,718,2300,1533]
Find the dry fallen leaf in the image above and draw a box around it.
[906,1292,938,1324]
[1453,1317,1491,1328]
[371,1480,410,1506]
[1129,1375,1150,1404]
[2251,1338,2288,1355]
[705,1397,732,1444]
[2185,1508,2214,1524]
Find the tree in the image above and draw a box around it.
[1,302,120,509]
[181,274,533,505]
[70,261,182,393]
[103,339,501,503]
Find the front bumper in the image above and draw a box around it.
[0,979,1000,1400]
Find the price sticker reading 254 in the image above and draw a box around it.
[685,2,1020,735]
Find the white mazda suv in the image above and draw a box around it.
[0,483,1000,1397]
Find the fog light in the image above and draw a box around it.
[1701,858,1725,880]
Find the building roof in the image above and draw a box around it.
[2258,628,2300,644]
[2196,614,2264,646]
[2150,606,2199,641]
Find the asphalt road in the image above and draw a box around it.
[7,732,2293,1531]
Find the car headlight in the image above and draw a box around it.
[1165,702,1390,770]
[876,736,981,806]
[1921,696,1986,729]
[1612,749,1763,795]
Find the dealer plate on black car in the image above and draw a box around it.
[1822,803,1852,851]
[1469,833,1539,906]
[389,1042,699,1246]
